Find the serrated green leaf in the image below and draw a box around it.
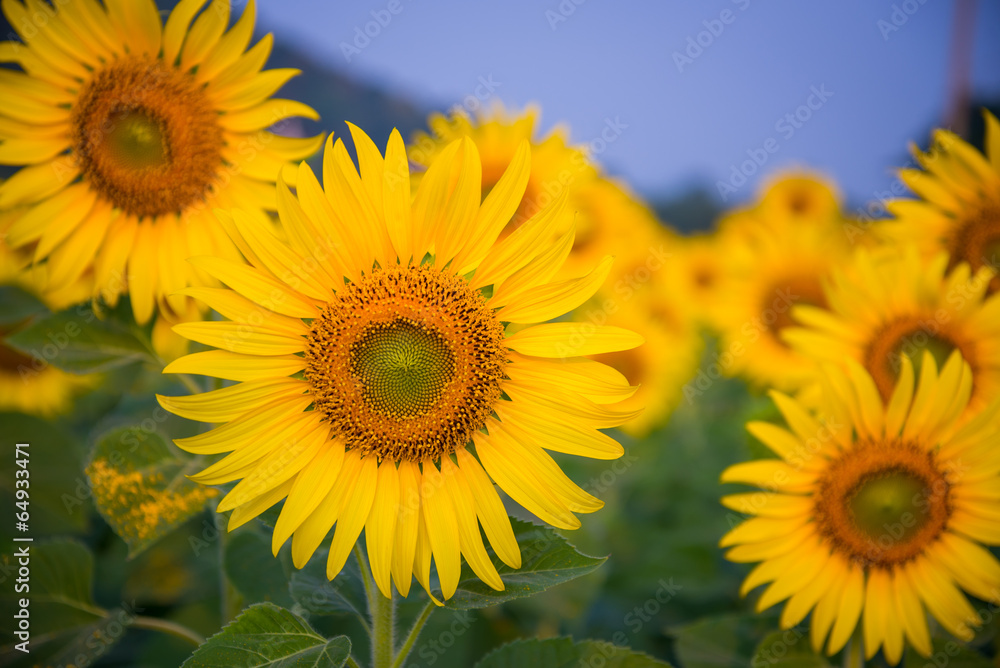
[443,518,606,610]
[474,636,671,667]
[181,602,351,668]
[288,547,368,620]
[224,530,294,607]
[6,307,154,374]
[0,285,48,325]
[87,426,218,557]
[751,630,832,667]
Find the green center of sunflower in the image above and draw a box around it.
[106,110,168,169]
[350,319,456,419]
[848,470,930,541]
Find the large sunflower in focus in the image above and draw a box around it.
[0,0,322,348]
[722,353,1000,663]
[880,110,1000,293]
[159,128,642,601]
[786,247,1000,418]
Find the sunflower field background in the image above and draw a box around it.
[2,1,1000,667]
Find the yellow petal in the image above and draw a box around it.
[420,462,462,600]
[180,0,228,71]
[505,323,643,358]
[496,256,614,324]
[216,415,327,511]
[382,128,414,264]
[473,430,579,530]
[163,350,305,382]
[452,139,530,274]
[327,454,379,580]
[271,441,345,554]
[472,189,568,290]
[441,457,503,591]
[365,460,400,599]
[391,460,421,597]
[157,378,306,424]
[455,448,520,569]
[188,256,320,318]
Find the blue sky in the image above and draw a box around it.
[258,0,1000,206]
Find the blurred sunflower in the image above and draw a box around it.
[159,128,642,601]
[0,208,95,416]
[561,177,669,279]
[588,294,701,437]
[408,104,595,234]
[880,110,1000,293]
[785,247,1000,418]
[714,222,853,392]
[757,171,842,227]
[668,233,731,330]
[721,352,1000,663]
[0,0,322,355]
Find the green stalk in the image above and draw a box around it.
[390,601,435,668]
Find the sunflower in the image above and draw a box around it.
[0,0,322,349]
[409,104,595,232]
[721,352,1000,663]
[668,233,732,331]
[158,127,642,601]
[757,171,842,227]
[586,295,701,437]
[785,247,1000,418]
[714,221,853,392]
[879,110,1000,293]
[0,209,95,416]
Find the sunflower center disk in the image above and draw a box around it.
[305,266,507,462]
[72,57,224,219]
[764,276,827,339]
[848,471,930,541]
[815,441,950,567]
[350,320,456,418]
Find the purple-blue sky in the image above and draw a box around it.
[258,0,1000,206]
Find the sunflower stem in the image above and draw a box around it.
[390,600,435,668]
[355,544,395,668]
[844,628,864,668]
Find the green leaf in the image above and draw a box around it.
[181,602,351,668]
[474,637,671,667]
[0,541,131,667]
[443,518,606,610]
[0,413,89,531]
[672,612,781,668]
[87,426,219,557]
[750,631,832,667]
[288,547,369,620]
[903,638,992,668]
[6,307,154,374]
[0,285,48,325]
[224,529,294,607]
